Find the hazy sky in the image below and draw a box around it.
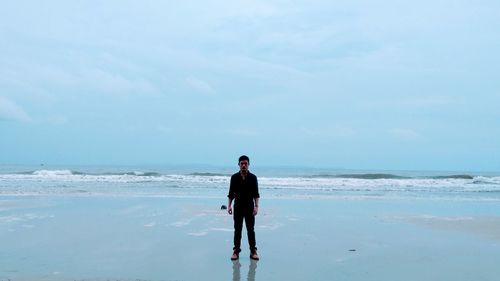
[1,1,499,171]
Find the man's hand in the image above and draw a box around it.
[228,206,233,215]
[253,206,258,216]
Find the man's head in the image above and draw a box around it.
[238,155,250,174]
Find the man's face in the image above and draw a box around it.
[239,160,249,173]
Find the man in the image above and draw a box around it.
[227,155,260,260]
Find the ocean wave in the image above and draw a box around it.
[3,169,493,180]
[310,173,411,180]
[27,170,162,177]
[431,174,474,180]
[122,171,161,177]
[32,169,76,176]
[471,176,500,185]
[1,170,500,196]
[310,173,478,180]
[188,172,229,177]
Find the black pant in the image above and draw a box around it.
[233,208,256,251]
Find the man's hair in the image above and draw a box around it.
[238,155,250,164]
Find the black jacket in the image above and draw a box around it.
[228,172,260,209]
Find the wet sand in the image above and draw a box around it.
[1,196,500,281]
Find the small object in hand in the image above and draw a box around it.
[221,205,227,210]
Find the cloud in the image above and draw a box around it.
[300,126,356,138]
[0,96,31,122]
[43,115,69,125]
[88,69,159,96]
[185,76,214,94]
[360,95,457,110]
[388,128,424,141]
[228,128,261,137]
[156,125,173,133]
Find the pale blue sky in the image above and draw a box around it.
[1,1,499,171]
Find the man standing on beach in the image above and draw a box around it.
[227,155,260,261]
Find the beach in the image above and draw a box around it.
[1,168,500,280]
[1,195,500,280]
[3,0,499,279]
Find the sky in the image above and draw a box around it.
[1,0,499,171]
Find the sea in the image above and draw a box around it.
[1,164,499,201]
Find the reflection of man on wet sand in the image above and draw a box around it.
[232,260,257,281]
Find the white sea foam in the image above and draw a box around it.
[32,169,74,176]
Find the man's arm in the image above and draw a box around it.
[228,197,233,215]
[253,175,260,216]
[227,175,235,215]
[253,197,259,216]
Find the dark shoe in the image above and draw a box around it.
[231,250,239,260]
[250,250,259,260]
